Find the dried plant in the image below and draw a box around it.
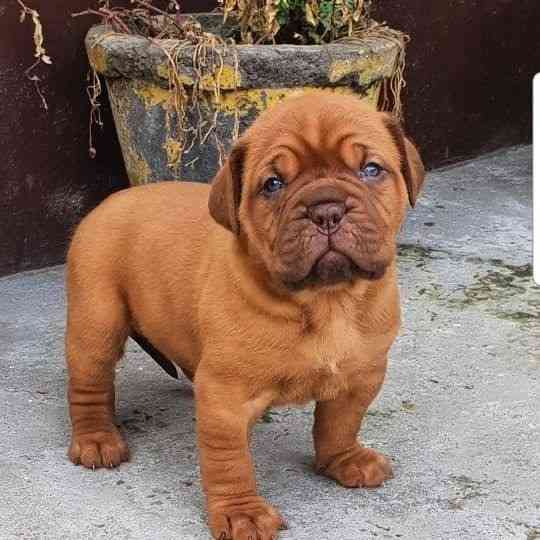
[339,20,410,119]
[155,28,240,171]
[219,0,373,44]
[73,0,240,165]
[17,0,53,111]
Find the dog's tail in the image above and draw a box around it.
[130,332,179,379]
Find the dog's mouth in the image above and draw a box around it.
[313,250,353,283]
[284,249,384,290]
[314,249,384,282]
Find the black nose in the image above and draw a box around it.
[308,202,345,234]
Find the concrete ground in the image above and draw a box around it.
[1,145,538,540]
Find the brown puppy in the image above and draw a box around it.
[65,91,424,540]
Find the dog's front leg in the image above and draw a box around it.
[194,371,284,540]
[313,358,393,488]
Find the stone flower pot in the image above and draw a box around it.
[86,14,401,185]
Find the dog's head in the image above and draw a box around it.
[209,92,425,290]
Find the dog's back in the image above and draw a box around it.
[68,182,212,269]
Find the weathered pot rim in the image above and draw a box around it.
[86,16,400,91]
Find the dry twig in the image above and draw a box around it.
[17,0,52,111]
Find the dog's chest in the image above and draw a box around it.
[277,312,363,404]
[303,314,358,370]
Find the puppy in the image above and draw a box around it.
[65,91,424,540]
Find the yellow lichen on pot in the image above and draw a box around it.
[87,43,108,74]
[125,151,153,185]
[156,61,193,87]
[163,138,183,170]
[214,84,381,116]
[106,78,153,185]
[200,65,242,91]
[328,53,396,86]
[134,82,170,108]
[161,63,241,93]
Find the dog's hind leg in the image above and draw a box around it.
[65,280,129,469]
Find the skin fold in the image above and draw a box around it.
[65,91,425,540]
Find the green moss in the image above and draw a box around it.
[398,243,447,261]
[496,311,540,323]
[260,409,276,423]
[448,262,537,329]
[398,243,538,331]
[367,408,397,419]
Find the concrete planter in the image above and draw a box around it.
[86,14,401,184]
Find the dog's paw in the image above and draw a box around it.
[68,430,129,469]
[318,446,393,488]
[208,496,285,540]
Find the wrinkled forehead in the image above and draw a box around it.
[244,106,400,176]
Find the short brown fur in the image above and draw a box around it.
[66,92,424,540]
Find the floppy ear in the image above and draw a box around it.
[384,116,425,207]
[208,142,246,234]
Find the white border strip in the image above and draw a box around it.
[534,74,540,285]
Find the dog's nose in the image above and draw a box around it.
[308,202,345,234]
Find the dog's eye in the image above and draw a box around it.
[359,162,383,179]
[262,176,285,196]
